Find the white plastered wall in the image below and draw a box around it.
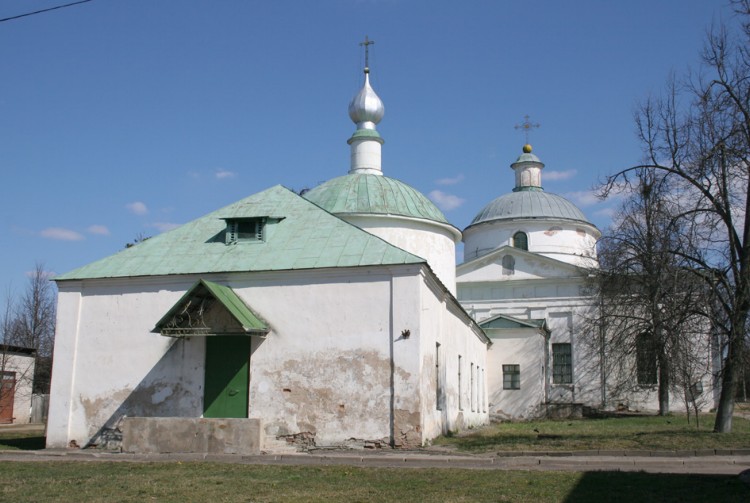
[49,265,477,451]
[418,273,489,440]
[485,329,547,419]
[459,277,603,410]
[463,218,599,268]
[343,215,460,294]
[47,279,206,448]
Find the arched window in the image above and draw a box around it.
[513,231,528,251]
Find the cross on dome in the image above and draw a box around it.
[514,115,541,145]
[360,35,375,72]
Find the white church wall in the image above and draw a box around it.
[48,265,453,451]
[463,219,598,268]
[457,252,584,285]
[602,325,716,414]
[47,278,207,448]
[418,275,489,440]
[459,279,603,411]
[485,329,548,420]
[345,215,459,294]
[239,267,398,449]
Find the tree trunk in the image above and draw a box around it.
[658,352,670,415]
[713,358,737,432]
[713,312,746,432]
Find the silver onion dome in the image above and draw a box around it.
[348,69,385,130]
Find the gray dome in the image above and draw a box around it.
[468,190,591,226]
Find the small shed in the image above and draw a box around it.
[0,345,36,424]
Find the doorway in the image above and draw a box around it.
[203,336,250,418]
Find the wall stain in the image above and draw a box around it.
[260,349,415,449]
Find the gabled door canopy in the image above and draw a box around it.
[152,280,269,338]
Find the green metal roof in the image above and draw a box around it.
[56,185,425,281]
[479,314,548,331]
[303,174,449,224]
[153,280,268,336]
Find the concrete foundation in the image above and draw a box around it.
[545,403,584,419]
[121,417,263,455]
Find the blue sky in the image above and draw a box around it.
[0,0,733,301]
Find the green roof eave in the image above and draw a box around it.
[152,280,268,336]
[347,129,383,143]
[479,313,549,332]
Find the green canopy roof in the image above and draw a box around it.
[152,280,268,337]
[56,185,425,281]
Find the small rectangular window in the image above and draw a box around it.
[458,355,463,411]
[552,343,573,384]
[503,364,520,390]
[435,343,442,411]
[482,367,487,412]
[470,363,475,412]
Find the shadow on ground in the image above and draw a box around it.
[0,435,45,450]
[563,471,748,502]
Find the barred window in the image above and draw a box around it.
[502,364,520,390]
[552,343,573,384]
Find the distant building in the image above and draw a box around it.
[0,344,36,424]
[458,144,716,417]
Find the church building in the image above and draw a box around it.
[46,45,717,453]
[458,142,716,417]
[45,63,490,453]
[456,143,602,419]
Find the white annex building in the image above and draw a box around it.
[46,57,717,453]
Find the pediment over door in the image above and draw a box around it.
[152,280,269,338]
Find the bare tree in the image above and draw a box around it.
[3,263,56,394]
[601,1,750,431]
[589,169,708,416]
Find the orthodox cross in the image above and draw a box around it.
[360,35,375,68]
[515,115,541,144]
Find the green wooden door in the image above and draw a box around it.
[203,336,250,418]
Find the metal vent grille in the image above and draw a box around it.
[226,218,266,244]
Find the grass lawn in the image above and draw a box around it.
[0,461,747,503]
[0,416,749,501]
[433,413,750,453]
